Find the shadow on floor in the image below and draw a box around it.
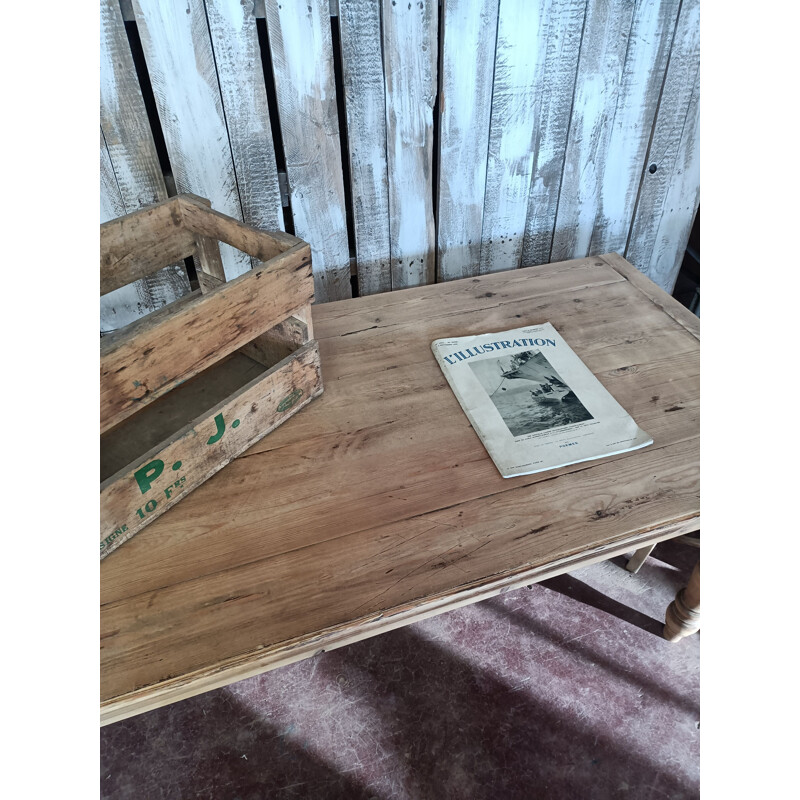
[101,548,700,799]
[539,571,665,637]
[101,689,377,800]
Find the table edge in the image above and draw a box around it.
[101,512,699,726]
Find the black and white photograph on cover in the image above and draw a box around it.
[469,350,593,437]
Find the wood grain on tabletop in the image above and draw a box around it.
[102,257,699,704]
[102,255,698,595]
[102,430,697,702]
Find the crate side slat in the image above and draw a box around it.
[100,243,313,434]
[101,341,323,558]
[100,197,198,295]
[178,195,300,260]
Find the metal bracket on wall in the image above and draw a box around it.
[118,0,134,21]
[278,171,290,208]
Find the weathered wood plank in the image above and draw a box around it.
[100,129,126,223]
[638,75,699,293]
[99,0,190,331]
[100,244,313,434]
[100,198,197,295]
[479,0,547,274]
[102,511,698,724]
[101,434,697,707]
[551,0,680,261]
[592,0,680,253]
[382,0,438,289]
[264,0,352,302]
[436,0,499,281]
[600,252,699,339]
[520,0,587,267]
[204,0,284,233]
[100,0,166,209]
[338,0,392,296]
[178,194,299,260]
[626,0,700,292]
[131,0,250,279]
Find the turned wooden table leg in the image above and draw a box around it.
[664,561,700,642]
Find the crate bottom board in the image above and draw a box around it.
[100,341,322,559]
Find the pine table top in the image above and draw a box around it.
[101,252,700,725]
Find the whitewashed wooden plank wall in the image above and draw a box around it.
[627,0,700,291]
[437,0,499,282]
[132,0,252,279]
[338,0,392,295]
[382,0,438,289]
[99,0,190,333]
[204,0,284,234]
[265,0,352,301]
[552,0,681,261]
[100,0,699,331]
[520,0,587,269]
[479,0,547,274]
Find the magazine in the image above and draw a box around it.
[431,322,652,478]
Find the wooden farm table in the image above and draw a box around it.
[100,253,700,726]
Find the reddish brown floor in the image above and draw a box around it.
[100,539,699,799]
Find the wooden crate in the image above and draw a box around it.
[100,194,323,559]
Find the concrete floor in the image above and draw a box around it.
[100,538,699,799]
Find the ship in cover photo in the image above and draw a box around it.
[469,349,593,437]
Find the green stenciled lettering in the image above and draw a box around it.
[134,459,164,495]
[278,388,304,412]
[207,413,226,444]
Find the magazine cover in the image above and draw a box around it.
[431,322,652,478]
